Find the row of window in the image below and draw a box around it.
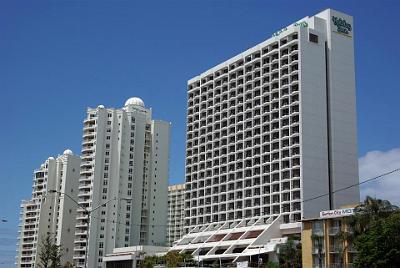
[188,33,299,90]
[185,210,302,227]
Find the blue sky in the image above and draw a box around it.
[1,0,399,266]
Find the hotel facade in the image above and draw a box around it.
[73,98,170,268]
[16,150,81,267]
[173,9,359,264]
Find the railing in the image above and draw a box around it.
[329,226,340,236]
[329,263,344,268]
[329,245,342,253]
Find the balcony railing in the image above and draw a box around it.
[329,226,340,236]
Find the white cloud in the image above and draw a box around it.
[359,148,400,206]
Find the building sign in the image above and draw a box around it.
[332,16,352,37]
[237,261,248,268]
[272,20,308,37]
[320,208,354,219]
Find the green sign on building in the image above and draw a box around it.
[332,16,352,37]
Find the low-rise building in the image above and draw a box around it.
[170,214,300,266]
[102,246,169,268]
[302,207,357,268]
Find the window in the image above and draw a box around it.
[309,33,318,44]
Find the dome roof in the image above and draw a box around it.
[97,105,105,109]
[63,149,73,155]
[124,97,145,107]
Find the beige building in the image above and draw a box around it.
[302,207,357,268]
[167,184,185,246]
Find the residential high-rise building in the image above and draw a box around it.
[183,8,359,237]
[16,150,80,268]
[73,97,170,268]
[167,184,185,246]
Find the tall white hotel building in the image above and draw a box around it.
[16,150,81,267]
[73,97,170,268]
[181,8,359,247]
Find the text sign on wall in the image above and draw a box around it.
[332,16,352,37]
[320,208,354,219]
[272,20,308,37]
[237,261,248,268]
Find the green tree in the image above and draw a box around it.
[349,196,400,268]
[180,252,196,266]
[264,261,279,268]
[38,233,62,268]
[276,236,301,268]
[140,256,159,268]
[350,196,398,235]
[164,251,182,267]
[63,262,74,268]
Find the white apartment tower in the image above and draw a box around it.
[73,97,170,268]
[167,184,185,246]
[16,150,81,267]
[184,9,359,234]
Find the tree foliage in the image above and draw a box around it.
[350,196,398,235]
[350,196,400,268]
[38,233,62,268]
[264,261,279,268]
[276,236,301,268]
[141,255,159,268]
[63,262,74,268]
[140,251,196,268]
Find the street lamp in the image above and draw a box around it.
[49,189,131,268]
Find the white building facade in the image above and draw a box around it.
[73,98,170,268]
[16,150,81,267]
[180,9,359,262]
[167,184,185,246]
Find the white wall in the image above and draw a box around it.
[316,9,360,208]
[299,21,331,218]
[148,120,170,246]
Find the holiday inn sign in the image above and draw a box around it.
[332,16,352,37]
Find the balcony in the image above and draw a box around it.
[329,263,344,268]
[312,228,324,237]
[329,244,342,253]
[74,238,87,243]
[329,226,340,236]
[75,230,88,236]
